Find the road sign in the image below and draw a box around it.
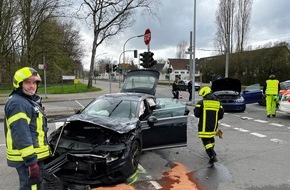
[144,28,151,45]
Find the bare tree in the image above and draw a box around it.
[176,40,187,58]
[0,0,19,82]
[214,0,235,54]
[235,0,252,52]
[215,0,253,54]
[77,0,160,89]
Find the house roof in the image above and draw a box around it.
[168,59,189,70]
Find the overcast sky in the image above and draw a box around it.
[79,0,290,70]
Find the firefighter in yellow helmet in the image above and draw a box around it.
[263,74,280,118]
[194,86,224,166]
[4,67,51,189]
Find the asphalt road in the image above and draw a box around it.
[1,81,290,190]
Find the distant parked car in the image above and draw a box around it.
[211,78,246,112]
[279,80,290,96]
[241,84,263,104]
[177,80,200,91]
[212,78,263,112]
[278,89,290,114]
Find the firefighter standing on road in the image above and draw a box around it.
[194,86,224,166]
[263,74,280,118]
[172,77,180,99]
[4,67,51,190]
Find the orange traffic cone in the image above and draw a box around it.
[179,92,183,99]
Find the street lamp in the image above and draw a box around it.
[94,52,107,83]
[123,34,144,64]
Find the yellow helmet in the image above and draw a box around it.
[13,67,41,88]
[199,86,211,97]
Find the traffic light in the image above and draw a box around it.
[105,64,110,73]
[113,64,118,72]
[148,52,154,63]
[134,50,138,58]
[140,52,149,68]
[148,51,157,67]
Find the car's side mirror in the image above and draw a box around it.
[147,116,158,127]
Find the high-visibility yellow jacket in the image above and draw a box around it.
[4,90,51,167]
[194,93,224,138]
[265,79,279,95]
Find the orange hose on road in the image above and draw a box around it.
[92,162,203,190]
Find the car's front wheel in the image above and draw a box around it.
[130,139,141,172]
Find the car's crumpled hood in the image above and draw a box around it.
[65,114,139,134]
[211,78,241,93]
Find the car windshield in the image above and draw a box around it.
[122,75,156,89]
[82,98,138,119]
[280,81,290,90]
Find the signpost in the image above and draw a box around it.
[38,62,47,98]
[144,28,151,46]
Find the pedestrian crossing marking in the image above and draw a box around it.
[269,123,284,127]
[250,133,266,138]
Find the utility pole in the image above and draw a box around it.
[225,27,230,78]
[192,0,196,105]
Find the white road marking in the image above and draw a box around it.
[288,127,290,130]
[234,128,249,132]
[241,117,253,120]
[270,138,287,144]
[74,100,85,109]
[269,123,284,127]
[254,119,269,123]
[250,133,267,138]
[220,123,231,128]
[150,181,163,189]
[0,144,5,147]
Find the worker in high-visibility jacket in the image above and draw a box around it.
[194,86,224,166]
[263,74,280,118]
[4,67,51,190]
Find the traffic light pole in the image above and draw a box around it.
[123,34,143,64]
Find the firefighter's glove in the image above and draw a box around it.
[216,129,223,139]
[29,162,40,179]
[29,162,42,185]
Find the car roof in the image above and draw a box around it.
[121,69,160,95]
[211,77,241,93]
[99,92,154,101]
[280,80,290,90]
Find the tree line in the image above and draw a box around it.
[200,42,290,86]
[0,0,159,90]
[0,0,83,87]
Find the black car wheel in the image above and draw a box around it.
[130,140,141,172]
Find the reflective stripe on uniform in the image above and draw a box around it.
[201,100,220,137]
[205,142,215,150]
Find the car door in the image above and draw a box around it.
[140,98,188,151]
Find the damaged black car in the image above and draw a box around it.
[44,69,189,187]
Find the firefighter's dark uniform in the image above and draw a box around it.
[4,89,51,189]
[194,92,224,164]
[172,79,179,99]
